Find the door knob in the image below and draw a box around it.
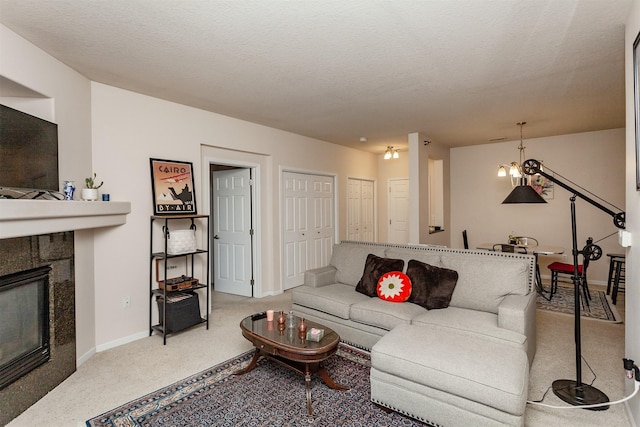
[213,235,220,240]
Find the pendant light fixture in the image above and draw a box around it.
[500,122,546,204]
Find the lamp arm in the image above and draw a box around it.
[522,159,625,229]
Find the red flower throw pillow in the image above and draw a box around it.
[377,271,412,302]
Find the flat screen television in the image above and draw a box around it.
[0,104,59,198]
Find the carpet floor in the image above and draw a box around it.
[8,291,630,427]
[536,285,622,323]
[86,344,431,427]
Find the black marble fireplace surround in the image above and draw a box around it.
[0,232,76,425]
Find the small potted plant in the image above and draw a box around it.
[81,173,103,201]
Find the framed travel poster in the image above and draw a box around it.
[149,158,197,215]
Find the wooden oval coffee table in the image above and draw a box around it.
[236,313,348,416]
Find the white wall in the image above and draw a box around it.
[0,25,97,362]
[451,129,625,285]
[1,23,378,357]
[90,83,378,348]
[625,1,640,423]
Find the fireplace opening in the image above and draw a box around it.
[0,265,51,389]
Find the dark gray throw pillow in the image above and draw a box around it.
[406,259,458,310]
[355,254,404,297]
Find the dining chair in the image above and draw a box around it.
[516,236,538,247]
[492,243,526,254]
[606,253,626,305]
[547,238,594,303]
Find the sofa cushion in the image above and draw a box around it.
[291,283,370,319]
[377,271,412,302]
[350,298,426,330]
[411,306,527,348]
[355,254,404,297]
[405,259,458,310]
[331,243,387,287]
[441,255,529,313]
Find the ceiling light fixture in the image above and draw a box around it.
[497,122,527,183]
[499,122,546,204]
[384,146,399,160]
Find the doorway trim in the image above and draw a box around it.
[201,148,264,299]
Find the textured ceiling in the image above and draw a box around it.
[0,0,631,154]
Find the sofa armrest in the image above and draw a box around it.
[498,292,537,363]
[304,265,337,288]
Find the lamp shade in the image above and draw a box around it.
[502,185,547,204]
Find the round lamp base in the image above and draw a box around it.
[552,379,609,411]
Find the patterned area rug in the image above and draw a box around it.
[536,285,622,323]
[86,344,432,427]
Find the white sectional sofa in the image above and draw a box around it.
[291,241,537,426]
[292,240,537,362]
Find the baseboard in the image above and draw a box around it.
[78,330,147,366]
[95,330,149,353]
[76,347,96,367]
[257,289,284,297]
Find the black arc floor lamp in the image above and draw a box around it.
[522,159,625,410]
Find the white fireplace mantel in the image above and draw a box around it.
[0,199,131,239]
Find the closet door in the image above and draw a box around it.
[347,178,375,242]
[360,179,375,241]
[283,172,335,289]
[347,178,362,241]
[310,175,334,268]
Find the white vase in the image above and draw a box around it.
[81,188,99,201]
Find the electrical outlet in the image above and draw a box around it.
[122,296,131,309]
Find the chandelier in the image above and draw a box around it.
[384,146,399,160]
[498,122,546,204]
[497,122,527,185]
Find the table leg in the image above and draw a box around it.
[607,257,616,295]
[318,366,349,390]
[302,362,349,416]
[234,349,261,375]
[533,253,553,301]
[305,365,313,416]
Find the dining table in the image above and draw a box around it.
[476,242,565,300]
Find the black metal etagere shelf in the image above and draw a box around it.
[149,214,210,344]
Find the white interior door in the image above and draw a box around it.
[388,178,409,244]
[212,168,253,296]
[347,178,362,241]
[311,175,334,268]
[361,179,375,241]
[347,178,375,242]
[283,172,335,289]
